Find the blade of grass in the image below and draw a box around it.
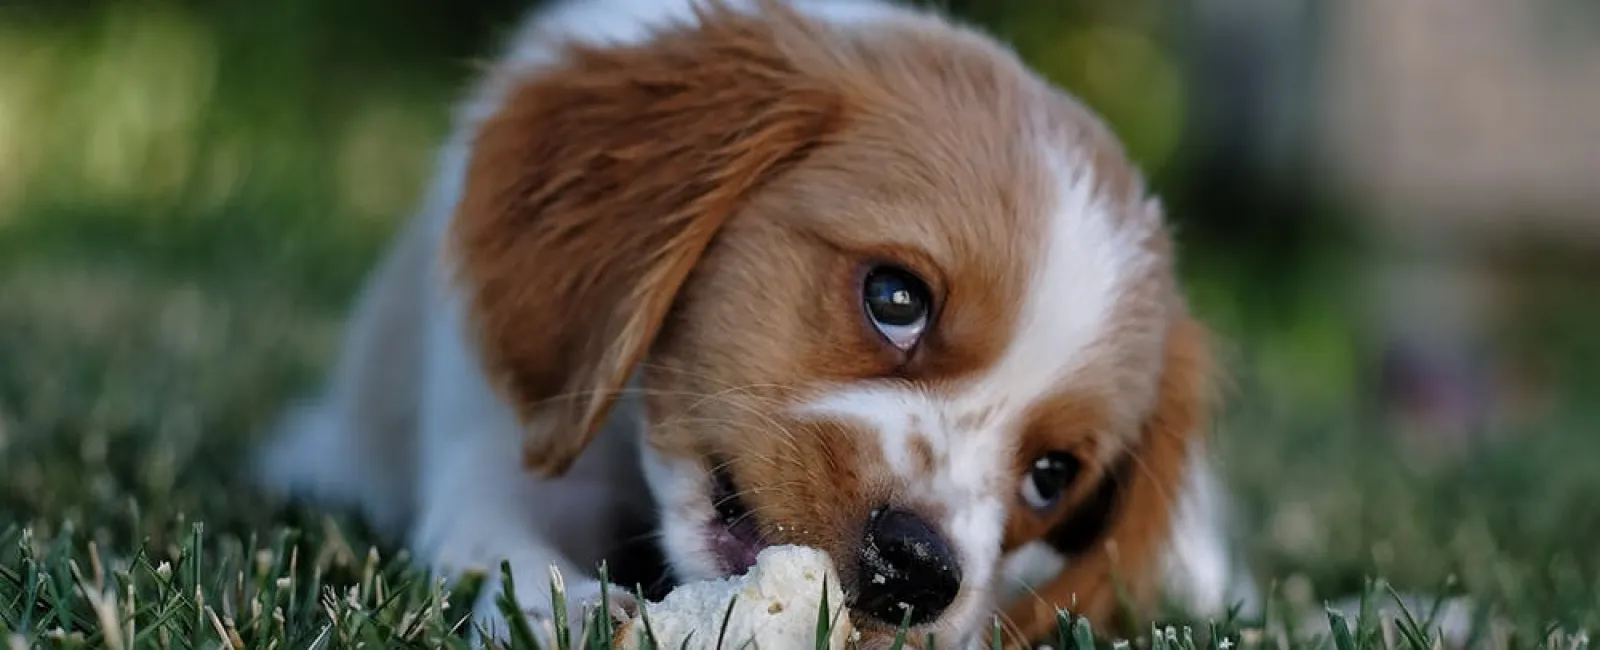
[1057,610,1074,650]
[1417,576,1455,646]
[17,531,37,638]
[814,576,831,650]
[1380,584,1431,650]
[633,584,659,650]
[715,592,738,650]
[551,565,571,650]
[887,604,913,650]
[1153,623,1171,650]
[497,560,544,650]
[1326,607,1356,650]
[1074,615,1096,650]
[599,562,616,650]
[188,523,205,649]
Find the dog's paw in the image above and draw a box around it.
[471,573,639,648]
[563,580,641,636]
[536,578,639,638]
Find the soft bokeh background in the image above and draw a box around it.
[2,0,1598,643]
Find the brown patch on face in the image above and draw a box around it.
[638,9,1064,474]
[729,21,1061,388]
[624,9,1080,642]
[1000,392,1115,550]
[952,404,998,432]
[449,2,849,476]
[909,434,936,476]
[448,0,1180,641]
[997,314,1217,648]
[1042,454,1130,557]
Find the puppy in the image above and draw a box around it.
[254,0,1258,647]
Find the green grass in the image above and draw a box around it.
[4,2,1600,648]
[4,202,1599,650]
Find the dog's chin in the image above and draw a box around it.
[646,454,992,648]
[707,462,768,576]
[640,447,773,583]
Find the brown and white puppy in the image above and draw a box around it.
[254,0,1258,647]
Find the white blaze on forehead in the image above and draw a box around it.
[961,146,1159,423]
[797,142,1157,473]
[792,142,1158,616]
[799,385,1013,628]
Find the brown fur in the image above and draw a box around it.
[1000,392,1115,551]
[447,1,1203,646]
[451,2,849,476]
[634,14,1059,634]
[909,434,937,476]
[997,315,1214,647]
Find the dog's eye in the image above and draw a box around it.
[1021,452,1081,511]
[862,266,931,350]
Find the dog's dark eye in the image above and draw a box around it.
[1021,452,1081,511]
[862,266,931,350]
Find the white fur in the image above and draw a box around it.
[1160,449,1261,618]
[255,0,931,644]
[791,137,1258,644]
[796,386,1011,642]
[790,142,1168,643]
[639,433,725,582]
[253,0,1256,647]
[998,459,1261,622]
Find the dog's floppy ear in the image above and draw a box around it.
[1001,312,1217,646]
[449,3,847,477]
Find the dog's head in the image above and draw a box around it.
[450,1,1213,646]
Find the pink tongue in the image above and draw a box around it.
[711,526,763,575]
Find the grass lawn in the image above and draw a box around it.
[3,4,1599,648]
[5,184,1600,650]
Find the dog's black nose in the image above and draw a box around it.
[854,507,962,627]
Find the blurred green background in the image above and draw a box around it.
[2,0,1597,644]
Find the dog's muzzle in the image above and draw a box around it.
[853,506,963,627]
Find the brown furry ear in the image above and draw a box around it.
[449,3,847,477]
[1000,313,1217,647]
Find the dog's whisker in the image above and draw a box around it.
[641,384,809,459]
[1123,449,1182,515]
[627,362,803,406]
[630,361,803,396]
[511,384,771,412]
[1001,572,1056,620]
[992,607,1032,650]
[724,502,792,532]
[659,410,805,458]
[252,0,1245,644]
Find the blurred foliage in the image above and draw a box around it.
[948,0,1190,174]
[1,0,1593,446]
[0,0,1346,327]
[3,0,1596,456]
[0,2,1597,643]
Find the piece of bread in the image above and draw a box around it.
[614,545,855,650]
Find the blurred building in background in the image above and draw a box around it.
[1188,0,1600,447]
[1326,0,1600,445]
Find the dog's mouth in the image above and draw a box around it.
[707,461,767,576]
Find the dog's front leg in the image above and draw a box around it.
[412,321,639,646]
[409,415,639,646]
